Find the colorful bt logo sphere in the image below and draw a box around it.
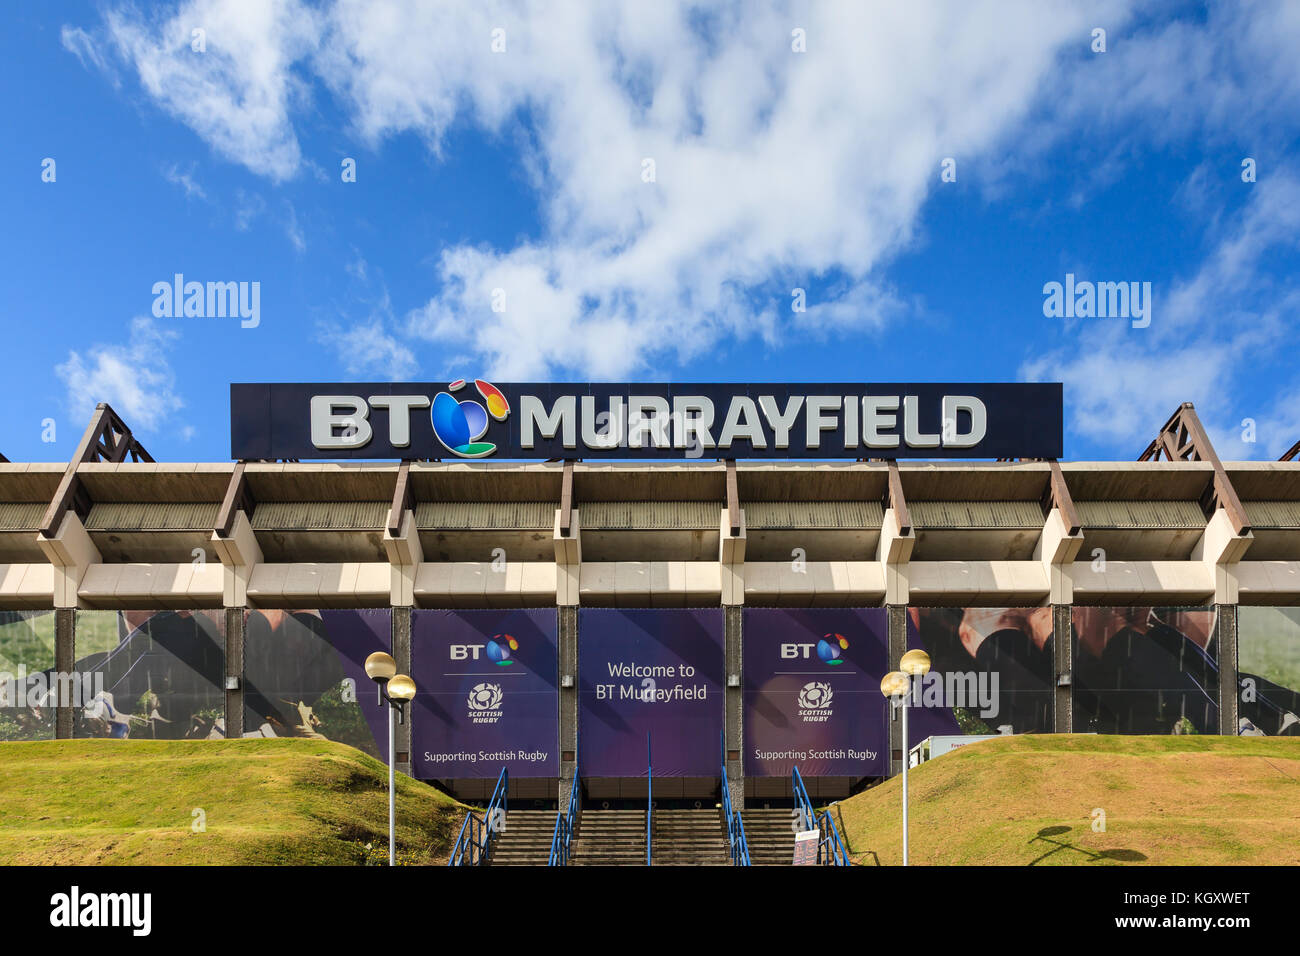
[485,634,519,666]
[431,379,510,458]
[817,633,849,665]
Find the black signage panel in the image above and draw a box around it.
[230,381,1062,460]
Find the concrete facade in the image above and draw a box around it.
[4,456,1299,801]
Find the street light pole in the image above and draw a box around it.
[882,649,930,869]
[365,652,417,868]
[388,700,396,865]
[901,685,909,866]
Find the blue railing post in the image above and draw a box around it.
[721,730,750,865]
[549,762,580,866]
[448,766,509,866]
[791,765,848,866]
[646,733,652,866]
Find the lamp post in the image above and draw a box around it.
[365,652,417,866]
[882,648,931,867]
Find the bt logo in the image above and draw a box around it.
[780,633,850,665]
[431,379,510,458]
[450,634,519,665]
[817,633,849,665]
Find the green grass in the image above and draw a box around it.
[0,739,466,865]
[832,734,1300,866]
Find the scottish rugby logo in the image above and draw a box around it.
[467,681,504,724]
[797,680,834,723]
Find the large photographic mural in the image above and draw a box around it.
[410,608,559,779]
[743,608,888,777]
[1237,606,1300,736]
[242,609,390,757]
[73,610,227,740]
[0,610,57,740]
[906,607,1055,742]
[1071,607,1218,734]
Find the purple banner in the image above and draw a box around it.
[410,609,558,779]
[579,608,723,777]
[743,608,889,777]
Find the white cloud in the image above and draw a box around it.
[70,0,1137,379]
[96,0,321,181]
[66,0,1300,403]
[283,200,306,253]
[61,25,118,83]
[318,284,416,380]
[1023,174,1300,456]
[162,162,206,199]
[55,317,184,433]
[318,319,416,380]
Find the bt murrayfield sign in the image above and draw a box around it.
[230,381,1062,460]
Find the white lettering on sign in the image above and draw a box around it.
[304,389,996,454]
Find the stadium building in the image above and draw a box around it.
[1,382,1298,864]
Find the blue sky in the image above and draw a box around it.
[2,0,1298,464]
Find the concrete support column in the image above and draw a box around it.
[724,605,743,809]
[558,606,579,807]
[1053,604,1072,734]
[392,606,412,776]
[1216,603,1239,735]
[225,607,245,738]
[887,604,907,776]
[54,608,75,739]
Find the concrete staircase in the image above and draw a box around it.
[740,808,797,866]
[485,810,558,866]
[565,808,733,865]
[568,809,647,865]
[651,809,732,866]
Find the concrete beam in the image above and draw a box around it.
[0,563,55,608]
[877,507,914,605]
[554,506,581,606]
[1036,508,1085,604]
[78,562,223,608]
[212,510,262,607]
[907,561,1049,605]
[245,562,389,607]
[1069,559,1214,604]
[1192,508,1253,603]
[37,511,101,608]
[719,507,746,606]
[1234,561,1300,601]
[414,561,557,606]
[383,509,423,606]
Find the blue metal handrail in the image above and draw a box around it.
[720,732,750,865]
[448,767,508,866]
[548,763,581,866]
[646,734,652,866]
[792,767,849,866]
[721,765,751,865]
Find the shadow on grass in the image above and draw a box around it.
[1028,825,1147,865]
